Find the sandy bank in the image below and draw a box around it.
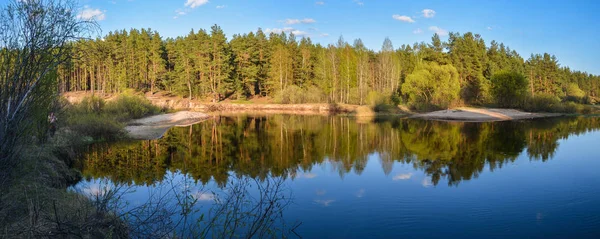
[412,108,563,122]
[125,111,210,140]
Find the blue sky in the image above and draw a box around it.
[70,0,599,74]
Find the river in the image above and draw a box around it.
[73,115,600,238]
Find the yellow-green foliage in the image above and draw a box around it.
[491,71,529,108]
[523,93,561,112]
[105,94,160,121]
[273,85,327,104]
[565,83,586,103]
[401,62,460,110]
[64,93,160,141]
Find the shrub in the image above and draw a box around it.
[74,95,106,115]
[523,93,561,112]
[366,91,388,106]
[273,85,326,104]
[490,71,529,108]
[565,83,585,103]
[105,94,160,121]
[401,62,460,109]
[304,85,327,103]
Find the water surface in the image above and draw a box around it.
[75,115,600,238]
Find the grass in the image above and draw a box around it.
[0,92,164,237]
[63,93,162,142]
[0,132,128,238]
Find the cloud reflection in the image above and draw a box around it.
[194,191,215,201]
[393,173,413,180]
[314,199,335,207]
[421,177,433,187]
[356,188,365,198]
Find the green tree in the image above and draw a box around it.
[401,62,460,109]
[490,71,529,107]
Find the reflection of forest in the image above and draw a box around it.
[80,115,600,187]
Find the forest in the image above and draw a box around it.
[58,25,600,109]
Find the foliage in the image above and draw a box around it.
[402,62,461,110]
[64,94,159,141]
[565,83,586,103]
[491,71,529,107]
[273,85,327,104]
[57,27,600,111]
[0,0,95,179]
[522,93,562,112]
[105,93,160,121]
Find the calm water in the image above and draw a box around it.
[74,115,600,238]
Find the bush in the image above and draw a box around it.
[105,94,160,121]
[63,93,160,141]
[366,91,388,106]
[523,93,561,112]
[401,62,460,109]
[491,71,529,108]
[73,95,106,115]
[273,85,326,104]
[304,85,327,103]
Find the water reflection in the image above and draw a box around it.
[78,115,600,187]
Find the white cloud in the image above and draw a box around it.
[292,30,308,36]
[175,9,186,15]
[354,0,364,6]
[413,28,423,34]
[392,15,415,23]
[428,26,448,36]
[320,33,330,37]
[216,5,226,9]
[422,9,436,18]
[316,1,325,5]
[265,27,295,34]
[77,6,106,21]
[184,0,209,8]
[285,18,316,25]
[487,26,493,30]
[393,173,413,180]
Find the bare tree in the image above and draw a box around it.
[0,0,95,182]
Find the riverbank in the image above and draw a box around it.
[63,91,360,114]
[412,107,564,122]
[63,91,595,123]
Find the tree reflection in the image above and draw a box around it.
[80,115,600,187]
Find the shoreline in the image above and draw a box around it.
[125,111,211,140]
[410,108,565,122]
[64,92,577,127]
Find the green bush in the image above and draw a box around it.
[366,91,388,106]
[63,93,160,141]
[104,94,160,121]
[273,85,326,104]
[304,85,327,103]
[73,95,106,115]
[523,93,561,112]
[491,71,529,108]
[401,62,460,110]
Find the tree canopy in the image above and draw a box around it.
[56,27,600,106]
